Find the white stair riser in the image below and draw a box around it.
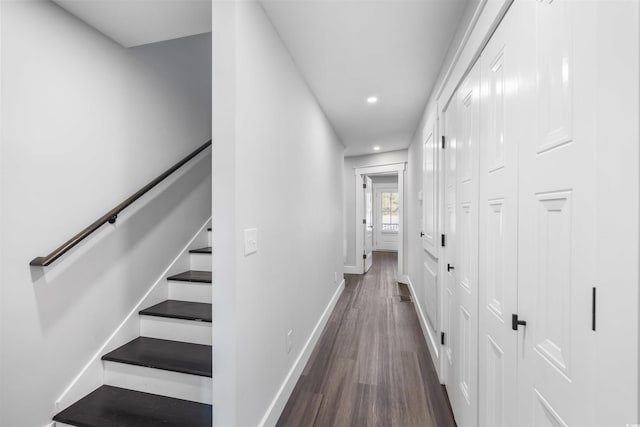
[190,253,212,271]
[168,281,211,303]
[140,316,212,346]
[207,230,212,247]
[103,361,212,404]
[55,423,75,426]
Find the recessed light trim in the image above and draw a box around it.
[373,146,381,151]
[367,96,378,104]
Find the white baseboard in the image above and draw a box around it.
[54,218,212,412]
[343,265,361,274]
[398,274,411,285]
[405,275,441,380]
[258,279,346,427]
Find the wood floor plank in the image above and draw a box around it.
[277,251,456,427]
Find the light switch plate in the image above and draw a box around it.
[244,228,258,256]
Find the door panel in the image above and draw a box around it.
[453,60,480,427]
[478,7,518,427]
[364,176,373,272]
[374,186,399,251]
[422,121,438,256]
[517,1,596,425]
[442,105,457,401]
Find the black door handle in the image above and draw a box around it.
[447,264,455,272]
[420,232,425,237]
[512,314,527,331]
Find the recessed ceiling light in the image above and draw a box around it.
[367,96,378,104]
[373,146,381,151]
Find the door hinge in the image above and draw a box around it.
[441,332,445,345]
[441,234,446,247]
[363,253,367,260]
[591,287,597,331]
[363,183,367,189]
[441,135,446,149]
[363,219,366,224]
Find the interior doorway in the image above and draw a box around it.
[354,163,405,279]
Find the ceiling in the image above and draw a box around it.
[260,0,470,156]
[53,0,211,47]
[52,0,469,156]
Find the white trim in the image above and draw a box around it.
[343,265,361,274]
[259,279,346,427]
[405,274,441,381]
[355,163,406,277]
[437,0,513,111]
[435,0,488,101]
[54,218,212,412]
[353,162,406,176]
[398,274,410,285]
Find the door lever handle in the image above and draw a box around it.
[447,264,455,272]
[420,232,425,237]
[512,313,527,331]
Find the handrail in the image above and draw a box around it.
[30,140,212,267]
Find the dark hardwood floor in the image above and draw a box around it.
[277,251,456,427]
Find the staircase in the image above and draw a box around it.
[53,228,213,427]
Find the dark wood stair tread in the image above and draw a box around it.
[53,385,212,427]
[140,300,211,323]
[167,270,211,283]
[102,337,212,377]
[189,247,212,254]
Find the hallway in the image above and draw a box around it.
[277,252,455,427]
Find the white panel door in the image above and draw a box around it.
[453,61,481,427]
[442,103,457,401]
[422,119,438,257]
[516,1,596,425]
[363,176,373,272]
[477,6,518,426]
[374,186,399,251]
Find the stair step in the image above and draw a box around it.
[102,337,212,377]
[140,300,211,323]
[53,385,212,427]
[167,270,211,283]
[141,315,212,345]
[190,248,212,271]
[189,246,212,254]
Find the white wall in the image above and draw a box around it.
[0,2,212,426]
[343,150,407,268]
[212,2,345,426]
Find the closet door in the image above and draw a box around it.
[442,103,457,403]
[516,0,596,425]
[477,6,518,426]
[452,61,481,427]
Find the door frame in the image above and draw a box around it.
[354,162,406,277]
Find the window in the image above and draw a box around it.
[381,192,399,232]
